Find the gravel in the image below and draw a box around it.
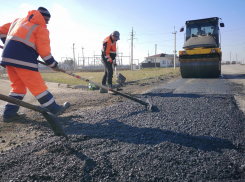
[1,85,245,181]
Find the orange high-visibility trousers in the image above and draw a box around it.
[6,66,48,96]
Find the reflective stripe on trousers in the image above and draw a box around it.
[35,90,60,114]
[3,92,25,118]
[3,66,60,117]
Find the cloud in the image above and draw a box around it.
[48,3,104,62]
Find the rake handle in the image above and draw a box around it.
[38,61,149,106]
[115,65,117,75]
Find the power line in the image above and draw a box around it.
[136,27,173,33]
[137,32,172,36]
[72,43,76,71]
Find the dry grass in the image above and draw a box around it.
[40,67,180,86]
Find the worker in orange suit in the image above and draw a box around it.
[0,7,70,122]
[100,31,120,94]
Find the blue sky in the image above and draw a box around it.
[0,0,245,65]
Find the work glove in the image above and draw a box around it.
[1,37,6,44]
[112,59,117,67]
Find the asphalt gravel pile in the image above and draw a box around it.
[1,87,245,181]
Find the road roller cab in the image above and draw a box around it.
[179,17,224,78]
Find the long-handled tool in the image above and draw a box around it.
[38,61,156,111]
[0,94,68,139]
[115,65,126,86]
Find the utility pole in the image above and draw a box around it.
[121,53,123,66]
[77,53,79,67]
[172,26,177,69]
[131,28,133,71]
[236,54,237,62]
[93,51,95,66]
[82,46,85,67]
[117,44,119,65]
[230,52,231,63]
[155,44,157,70]
[129,27,137,71]
[72,43,76,71]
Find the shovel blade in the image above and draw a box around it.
[116,73,126,86]
[42,111,68,139]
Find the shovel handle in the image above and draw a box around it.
[0,94,46,113]
[38,61,110,90]
[114,65,118,76]
[0,94,68,138]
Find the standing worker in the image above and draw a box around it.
[100,31,120,93]
[0,7,70,122]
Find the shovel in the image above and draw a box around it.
[0,94,68,139]
[115,65,126,87]
[38,61,156,112]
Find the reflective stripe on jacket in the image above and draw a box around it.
[0,23,11,44]
[0,10,57,71]
[101,35,117,63]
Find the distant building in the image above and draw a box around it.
[141,53,179,68]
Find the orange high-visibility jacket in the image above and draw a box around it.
[0,10,57,71]
[101,35,117,63]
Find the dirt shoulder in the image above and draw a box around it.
[221,65,245,114]
[0,74,180,152]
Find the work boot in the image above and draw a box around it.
[115,85,123,91]
[54,102,70,116]
[3,113,26,123]
[108,85,116,95]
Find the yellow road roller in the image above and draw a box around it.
[179,17,224,78]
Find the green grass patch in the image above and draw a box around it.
[39,67,180,86]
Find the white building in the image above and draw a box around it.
[142,53,179,68]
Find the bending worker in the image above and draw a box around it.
[100,30,120,93]
[0,7,70,122]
